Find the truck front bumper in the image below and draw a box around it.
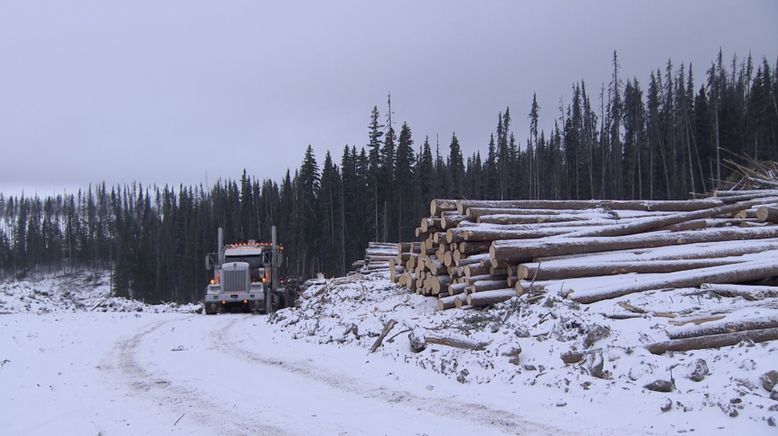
[203,290,265,313]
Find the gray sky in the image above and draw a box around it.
[1,0,776,197]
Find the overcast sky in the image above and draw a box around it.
[1,0,776,197]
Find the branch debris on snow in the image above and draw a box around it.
[273,272,778,430]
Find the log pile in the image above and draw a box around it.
[352,242,401,275]
[388,189,778,314]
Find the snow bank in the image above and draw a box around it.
[271,272,778,433]
[0,270,200,314]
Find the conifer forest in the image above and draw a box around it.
[1,51,777,303]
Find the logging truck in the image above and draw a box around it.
[203,225,297,314]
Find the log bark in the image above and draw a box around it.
[455,253,490,267]
[370,319,397,353]
[466,280,509,294]
[458,241,492,255]
[477,213,598,225]
[368,242,397,248]
[396,242,421,254]
[448,282,467,295]
[423,331,489,350]
[568,259,778,304]
[657,218,750,232]
[465,207,596,218]
[394,252,415,263]
[657,219,708,232]
[465,274,507,285]
[441,214,469,229]
[566,201,758,238]
[716,193,778,204]
[667,315,778,339]
[437,295,459,310]
[647,327,778,354]
[517,258,745,281]
[447,226,578,243]
[457,198,725,214]
[533,239,778,264]
[489,266,507,276]
[460,227,576,241]
[463,262,491,278]
[714,189,778,197]
[466,289,515,307]
[364,255,396,262]
[490,226,778,267]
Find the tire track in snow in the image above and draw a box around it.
[106,316,290,436]
[213,316,580,436]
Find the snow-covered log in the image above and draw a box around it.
[436,295,459,310]
[429,199,458,216]
[477,213,604,225]
[647,327,778,354]
[466,289,515,307]
[666,315,778,339]
[447,226,581,243]
[700,283,778,300]
[489,226,778,267]
[516,258,745,281]
[568,259,778,304]
[466,280,509,294]
[456,198,725,215]
[417,331,490,351]
[566,200,762,238]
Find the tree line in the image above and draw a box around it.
[0,50,776,303]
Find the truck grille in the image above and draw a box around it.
[222,268,249,293]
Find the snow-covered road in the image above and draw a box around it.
[1,313,618,436]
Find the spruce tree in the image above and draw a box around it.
[395,122,416,241]
[417,137,434,212]
[448,133,465,198]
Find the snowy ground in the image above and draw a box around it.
[1,271,776,435]
[0,270,200,314]
[272,273,778,435]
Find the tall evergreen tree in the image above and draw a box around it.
[395,122,416,241]
[448,133,465,198]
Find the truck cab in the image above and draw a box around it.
[203,227,296,315]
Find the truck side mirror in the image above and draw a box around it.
[205,255,212,271]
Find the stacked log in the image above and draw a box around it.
[393,190,778,311]
[482,193,778,305]
[353,242,401,275]
[388,200,523,309]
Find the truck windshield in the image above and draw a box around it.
[224,256,263,269]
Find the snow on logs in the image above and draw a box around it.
[354,242,403,275]
[389,189,778,314]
